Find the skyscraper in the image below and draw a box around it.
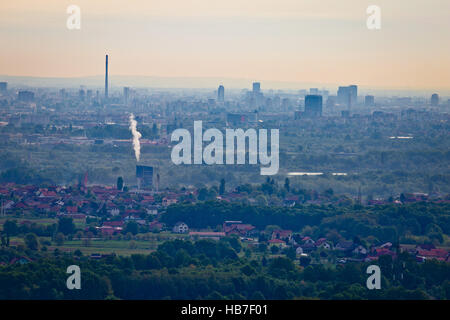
[304,95,323,117]
[0,82,7,93]
[431,93,439,106]
[123,87,130,104]
[78,89,85,101]
[105,54,109,99]
[252,82,260,94]
[217,85,224,102]
[337,86,351,107]
[251,82,263,108]
[338,85,357,108]
[349,85,358,105]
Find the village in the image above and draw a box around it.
[1,182,449,266]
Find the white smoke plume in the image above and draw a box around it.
[129,113,142,161]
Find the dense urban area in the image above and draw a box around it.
[0,77,449,299]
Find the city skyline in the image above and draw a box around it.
[1,0,450,91]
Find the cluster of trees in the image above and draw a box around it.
[86,123,159,140]
[162,202,450,245]
[0,239,449,300]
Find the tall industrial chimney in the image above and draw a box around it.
[105,54,109,99]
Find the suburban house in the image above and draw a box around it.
[335,240,355,252]
[316,238,333,249]
[223,221,256,237]
[353,245,368,256]
[416,248,448,262]
[96,225,122,236]
[271,229,293,242]
[145,206,158,215]
[103,220,124,228]
[173,222,189,234]
[149,220,164,231]
[162,195,178,206]
[268,238,286,247]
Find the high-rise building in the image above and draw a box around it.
[123,87,130,103]
[304,95,323,117]
[78,89,85,101]
[365,95,375,107]
[136,165,153,189]
[338,85,357,108]
[349,85,358,104]
[0,82,7,93]
[338,86,350,106]
[105,54,109,99]
[18,90,34,102]
[326,96,336,108]
[217,85,224,102]
[431,93,439,106]
[252,82,260,94]
[250,82,263,108]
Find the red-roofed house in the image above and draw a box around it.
[103,221,124,227]
[272,230,293,242]
[66,206,78,213]
[223,222,256,236]
[268,238,286,247]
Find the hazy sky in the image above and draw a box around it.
[1,0,449,90]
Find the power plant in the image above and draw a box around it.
[136,165,153,190]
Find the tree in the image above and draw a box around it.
[58,217,75,235]
[128,240,137,249]
[284,247,296,260]
[3,220,18,236]
[55,232,65,246]
[124,222,139,235]
[400,193,406,203]
[299,255,311,267]
[83,231,93,247]
[219,178,226,195]
[152,123,158,136]
[284,178,290,192]
[269,257,295,275]
[24,233,39,250]
[270,245,279,254]
[256,195,268,206]
[198,188,209,201]
[117,176,124,191]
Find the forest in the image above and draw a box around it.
[162,202,450,246]
[0,238,449,300]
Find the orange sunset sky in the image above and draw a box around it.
[0,0,449,90]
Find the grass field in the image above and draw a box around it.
[7,231,190,256]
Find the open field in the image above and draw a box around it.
[7,231,191,256]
